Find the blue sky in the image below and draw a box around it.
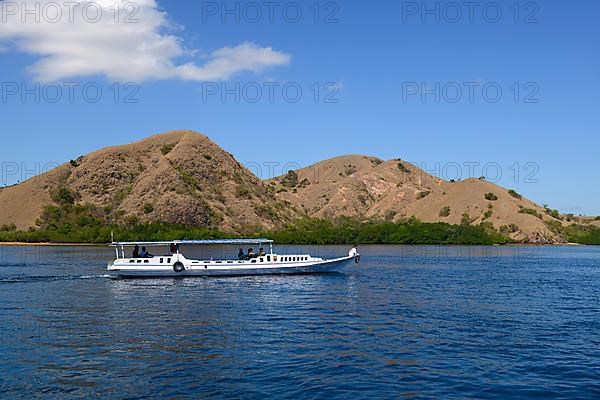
[0,0,599,215]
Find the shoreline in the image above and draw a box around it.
[0,242,102,247]
[0,241,586,247]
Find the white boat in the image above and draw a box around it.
[107,238,359,278]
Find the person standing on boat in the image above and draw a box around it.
[132,245,140,258]
[238,248,245,260]
[349,245,360,263]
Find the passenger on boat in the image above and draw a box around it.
[238,248,245,260]
[349,245,360,263]
[258,248,266,257]
[140,247,153,258]
[247,248,257,259]
[170,243,178,254]
[132,245,140,258]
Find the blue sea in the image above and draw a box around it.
[1,244,599,399]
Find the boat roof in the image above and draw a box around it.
[110,238,273,247]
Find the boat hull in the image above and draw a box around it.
[108,256,356,278]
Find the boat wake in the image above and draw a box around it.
[0,274,113,284]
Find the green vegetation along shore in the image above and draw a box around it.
[1,200,600,245]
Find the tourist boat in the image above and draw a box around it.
[107,238,359,277]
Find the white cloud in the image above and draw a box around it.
[0,0,291,82]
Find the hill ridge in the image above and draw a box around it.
[1,130,596,243]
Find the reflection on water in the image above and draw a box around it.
[1,245,600,398]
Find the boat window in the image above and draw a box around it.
[144,260,149,263]
[137,260,142,263]
[259,258,264,263]
[167,258,171,263]
[129,260,135,263]
[160,258,163,263]
[293,257,297,262]
[251,259,257,263]
[227,261,233,264]
[267,256,271,262]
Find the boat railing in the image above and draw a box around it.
[116,254,320,264]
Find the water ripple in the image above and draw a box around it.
[1,245,600,398]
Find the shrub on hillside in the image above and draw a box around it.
[50,187,77,205]
[384,210,397,221]
[0,224,17,232]
[417,191,431,200]
[439,206,451,218]
[236,186,252,199]
[500,224,519,234]
[508,189,522,199]
[519,208,541,219]
[280,170,299,188]
[461,213,472,226]
[397,163,411,173]
[160,143,176,155]
[545,208,562,220]
[485,192,498,201]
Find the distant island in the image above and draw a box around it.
[1,130,599,245]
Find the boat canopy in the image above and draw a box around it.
[110,238,273,247]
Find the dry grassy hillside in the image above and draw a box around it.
[269,155,569,243]
[0,131,297,233]
[1,132,595,244]
[0,165,70,230]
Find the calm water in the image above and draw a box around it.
[1,244,600,399]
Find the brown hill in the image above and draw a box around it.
[0,130,297,233]
[1,132,592,243]
[268,155,568,243]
